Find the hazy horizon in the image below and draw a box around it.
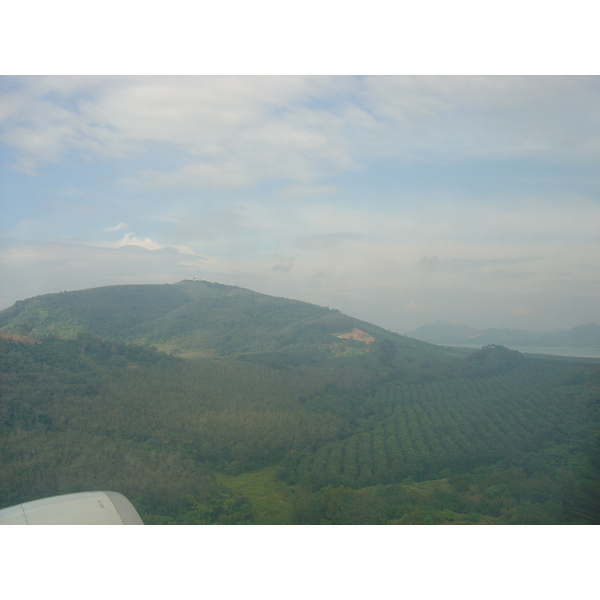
[2,76,599,333]
[2,277,599,337]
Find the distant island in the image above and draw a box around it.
[408,321,600,349]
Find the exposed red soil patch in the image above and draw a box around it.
[0,332,41,345]
[333,328,376,344]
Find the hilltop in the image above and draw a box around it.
[0,280,433,359]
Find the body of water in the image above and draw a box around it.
[448,345,600,359]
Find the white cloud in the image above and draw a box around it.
[0,76,358,184]
[93,232,203,257]
[358,76,600,162]
[103,222,127,232]
[110,233,164,251]
[175,245,197,256]
[4,76,599,187]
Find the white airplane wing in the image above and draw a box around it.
[0,491,144,525]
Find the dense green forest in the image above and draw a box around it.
[1,282,599,524]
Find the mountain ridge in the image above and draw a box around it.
[408,321,600,348]
[0,279,433,358]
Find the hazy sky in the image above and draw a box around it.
[1,76,599,332]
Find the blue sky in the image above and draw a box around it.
[1,75,599,332]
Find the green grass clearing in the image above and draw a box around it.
[216,464,295,524]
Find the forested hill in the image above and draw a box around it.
[1,281,599,524]
[0,280,433,358]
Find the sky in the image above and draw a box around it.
[1,75,599,333]
[2,4,598,586]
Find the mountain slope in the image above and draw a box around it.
[1,283,598,525]
[0,280,432,357]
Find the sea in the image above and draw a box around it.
[448,345,600,359]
